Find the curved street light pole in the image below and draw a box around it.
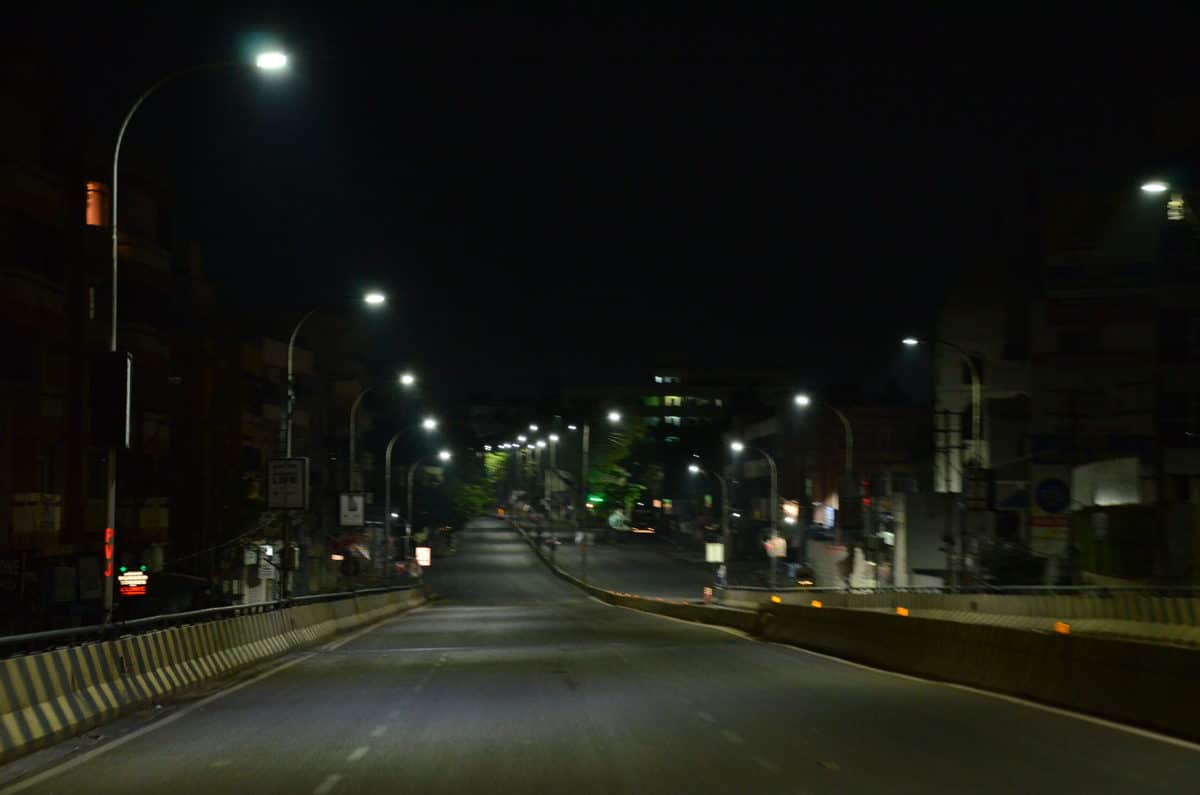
[284,307,319,457]
[348,385,375,491]
[104,58,284,620]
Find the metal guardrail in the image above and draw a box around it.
[718,584,1200,596]
[0,584,424,659]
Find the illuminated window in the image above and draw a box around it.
[664,395,682,407]
[644,396,660,407]
[654,376,663,383]
[715,399,724,407]
[85,181,109,227]
[665,416,681,426]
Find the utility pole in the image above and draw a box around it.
[581,423,590,585]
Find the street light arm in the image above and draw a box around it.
[111,61,234,351]
[933,339,982,444]
[829,407,854,474]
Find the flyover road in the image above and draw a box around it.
[538,528,714,600]
[4,518,1197,794]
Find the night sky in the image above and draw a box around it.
[20,4,1200,400]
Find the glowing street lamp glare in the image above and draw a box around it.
[1141,181,1169,194]
[438,449,452,462]
[794,393,812,407]
[422,417,438,431]
[255,51,288,70]
[549,433,559,442]
[688,464,701,474]
[607,411,622,423]
[730,440,745,453]
[399,372,416,386]
[902,336,920,346]
[536,440,547,449]
[363,292,386,306]
[529,424,539,432]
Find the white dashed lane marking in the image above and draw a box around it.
[370,724,388,738]
[721,729,744,745]
[753,755,780,773]
[314,773,342,794]
[696,711,716,724]
[347,746,370,763]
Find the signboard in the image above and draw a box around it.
[117,567,148,597]
[415,546,432,567]
[1030,466,1071,557]
[258,547,275,581]
[340,493,365,527]
[268,458,309,510]
[705,542,724,563]
[764,536,787,558]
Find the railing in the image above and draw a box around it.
[0,584,424,659]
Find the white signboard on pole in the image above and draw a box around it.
[268,458,309,510]
[705,543,725,563]
[340,493,365,527]
[415,546,432,567]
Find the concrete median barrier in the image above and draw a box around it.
[0,587,427,763]
[759,603,1200,742]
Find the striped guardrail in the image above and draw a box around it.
[0,586,427,763]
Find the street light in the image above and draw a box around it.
[384,418,440,572]
[529,424,540,432]
[349,369,418,491]
[404,449,454,556]
[689,462,731,577]
[567,424,578,431]
[422,417,438,431]
[517,434,527,443]
[607,410,622,423]
[536,439,547,449]
[400,371,416,387]
[573,410,623,584]
[103,48,290,619]
[1141,180,1170,193]
[363,291,387,305]
[255,51,289,70]
[901,336,982,454]
[549,433,559,443]
[793,393,853,475]
[729,439,779,586]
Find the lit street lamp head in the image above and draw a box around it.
[399,372,416,387]
[529,424,539,432]
[363,291,387,306]
[607,410,622,423]
[438,449,452,462]
[536,440,547,449]
[902,336,921,346]
[517,434,527,443]
[1141,180,1170,194]
[730,440,745,453]
[549,433,559,443]
[567,424,578,431]
[688,464,701,474]
[422,417,438,431]
[793,393,812,407]
[255,51,288,71]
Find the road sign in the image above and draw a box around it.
[764,536,787,558]
[705,542,724,563]
[268,458,309,510]
[117,567,148,597]
[340,493,365,527]
[415,546,432,567]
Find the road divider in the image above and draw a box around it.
[0,587,427,764]
[514,521,1200,743]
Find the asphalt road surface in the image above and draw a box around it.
[538,528,714,600]
[4,518,1197,794]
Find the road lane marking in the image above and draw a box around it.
[314,773,342,794]
[370,724,388,738]
[721,729,744,745]
[0,612,421,794]
[752,755,779,773]
[590,590,1200,755]
[346,746,369,762]
[766,642,1200,754]
[696,711,716,724]
[209,759,232,768]
[387,710,402,720]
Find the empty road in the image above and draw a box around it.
[4,518,1196,794]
